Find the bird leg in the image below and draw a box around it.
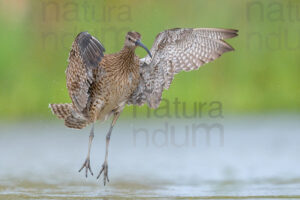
[79,124,94,177]
[97,112,120,185]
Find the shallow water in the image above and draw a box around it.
[1,116,300,199]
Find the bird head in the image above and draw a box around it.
[125,31,152,58]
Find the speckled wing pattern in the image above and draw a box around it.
[128,28,238,108]
[66,32,105,112]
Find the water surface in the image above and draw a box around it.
[1,116,300,199]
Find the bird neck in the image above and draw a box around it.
[119,46,135,63]
[114,46,137,72]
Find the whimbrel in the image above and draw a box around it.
[50,28,238,185]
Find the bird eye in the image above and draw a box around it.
[128,38,132,41]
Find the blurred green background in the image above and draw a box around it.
[0,0,299,121]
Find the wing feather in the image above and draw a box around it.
[66,32,105,112]
[128,28,238,108]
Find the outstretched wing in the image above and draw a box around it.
[66,32,105,112]
[128,28,238,108]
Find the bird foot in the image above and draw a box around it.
[97,162,109,185]
[78,158,93,177]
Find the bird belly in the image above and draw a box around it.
[94,78,138,122]
[92,62,140,122]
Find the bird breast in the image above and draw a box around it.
[111,68,140,103]
[99,56,140,106]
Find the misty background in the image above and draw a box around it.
[0,0,299,121]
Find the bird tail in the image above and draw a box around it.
[49,103,88,129]
[49,103,72,120]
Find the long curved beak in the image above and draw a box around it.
[135,40,152,58]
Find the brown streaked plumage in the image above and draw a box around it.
[50,28,238,185]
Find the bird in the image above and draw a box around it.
[49,28,238,185]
